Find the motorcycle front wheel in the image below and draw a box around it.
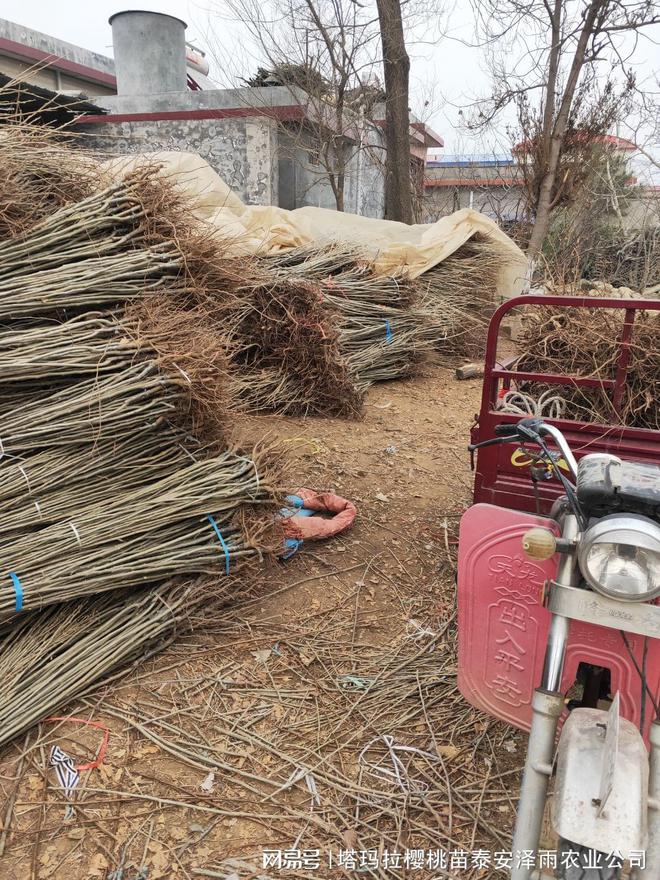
[556,839,621,879]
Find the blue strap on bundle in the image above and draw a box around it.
[8,572,23,612]
[385,319,393,343]
[207,514,231,575]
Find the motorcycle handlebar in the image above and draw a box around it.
[494,423,520,437]
[538,423,579,480]
[491,419,579,481]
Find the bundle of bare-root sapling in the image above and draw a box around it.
[513,304,660,430]
[0,579,222,750]
[0,445,278,620]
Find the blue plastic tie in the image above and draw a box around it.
[280,495,315,519]
[207,514,231,575]
[8,572,23,612]
[282,538,303,560]
[385,320,393,343]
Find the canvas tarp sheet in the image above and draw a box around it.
[103,151,529,295]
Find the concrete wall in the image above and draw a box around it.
[83,85,385,216]
[278,122,385,217]
[351,138,386,218]
[77,115,278,207]
[624,191,660,229]
[97,85,305,116]
[277,126,338,211]
[424,183,526,223]
[347,120,386,218]
[84,87,297,208]
[424,158,525,222]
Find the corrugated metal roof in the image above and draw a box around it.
[0,73,105,123]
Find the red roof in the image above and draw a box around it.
[513,133,637,154]
[411,121,444,149]
[598,134,638,150]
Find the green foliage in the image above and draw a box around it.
[542,204,659,291]
[538,140,652,287]
[514,75,635,211]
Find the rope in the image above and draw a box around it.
[498,388,566,420]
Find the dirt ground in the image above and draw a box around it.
[0,364,522,880]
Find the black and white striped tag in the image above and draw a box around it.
[49,745,80,818]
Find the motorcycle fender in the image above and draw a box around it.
[552,705,648,857]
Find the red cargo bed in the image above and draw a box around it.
[471,294,660,515]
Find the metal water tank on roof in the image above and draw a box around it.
[109,10,188,96]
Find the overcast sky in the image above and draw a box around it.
[0,0,517,153]
[1,0,657,160]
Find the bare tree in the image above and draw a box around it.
[470,0,660,258]
[375,0,413,222]
[214,0,384,213]
[512,76,634,225]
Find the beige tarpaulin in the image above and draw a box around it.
[103,151,529,295]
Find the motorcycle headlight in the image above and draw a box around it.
[578,514,660,602]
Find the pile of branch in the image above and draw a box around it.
[320,284,447,387]
[0,173,184,319]
[0,128,280,745]
[97,195,366,418]
[588,226,660,293]
[255,246,443,390]
[323,265,418,307]
[0,120,98,238]
[206,271,364,417]
[416,234,510,357]
[123,295,233,442]
[259,242,363,278]
[0,314,137,386]
[0,449,273,620]
[0,580,212,749]
[0,363,183,454]
[252,246,499,392]
[513,304,660,430]
[0,432,190,536]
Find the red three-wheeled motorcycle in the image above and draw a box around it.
[458,295,660,878]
